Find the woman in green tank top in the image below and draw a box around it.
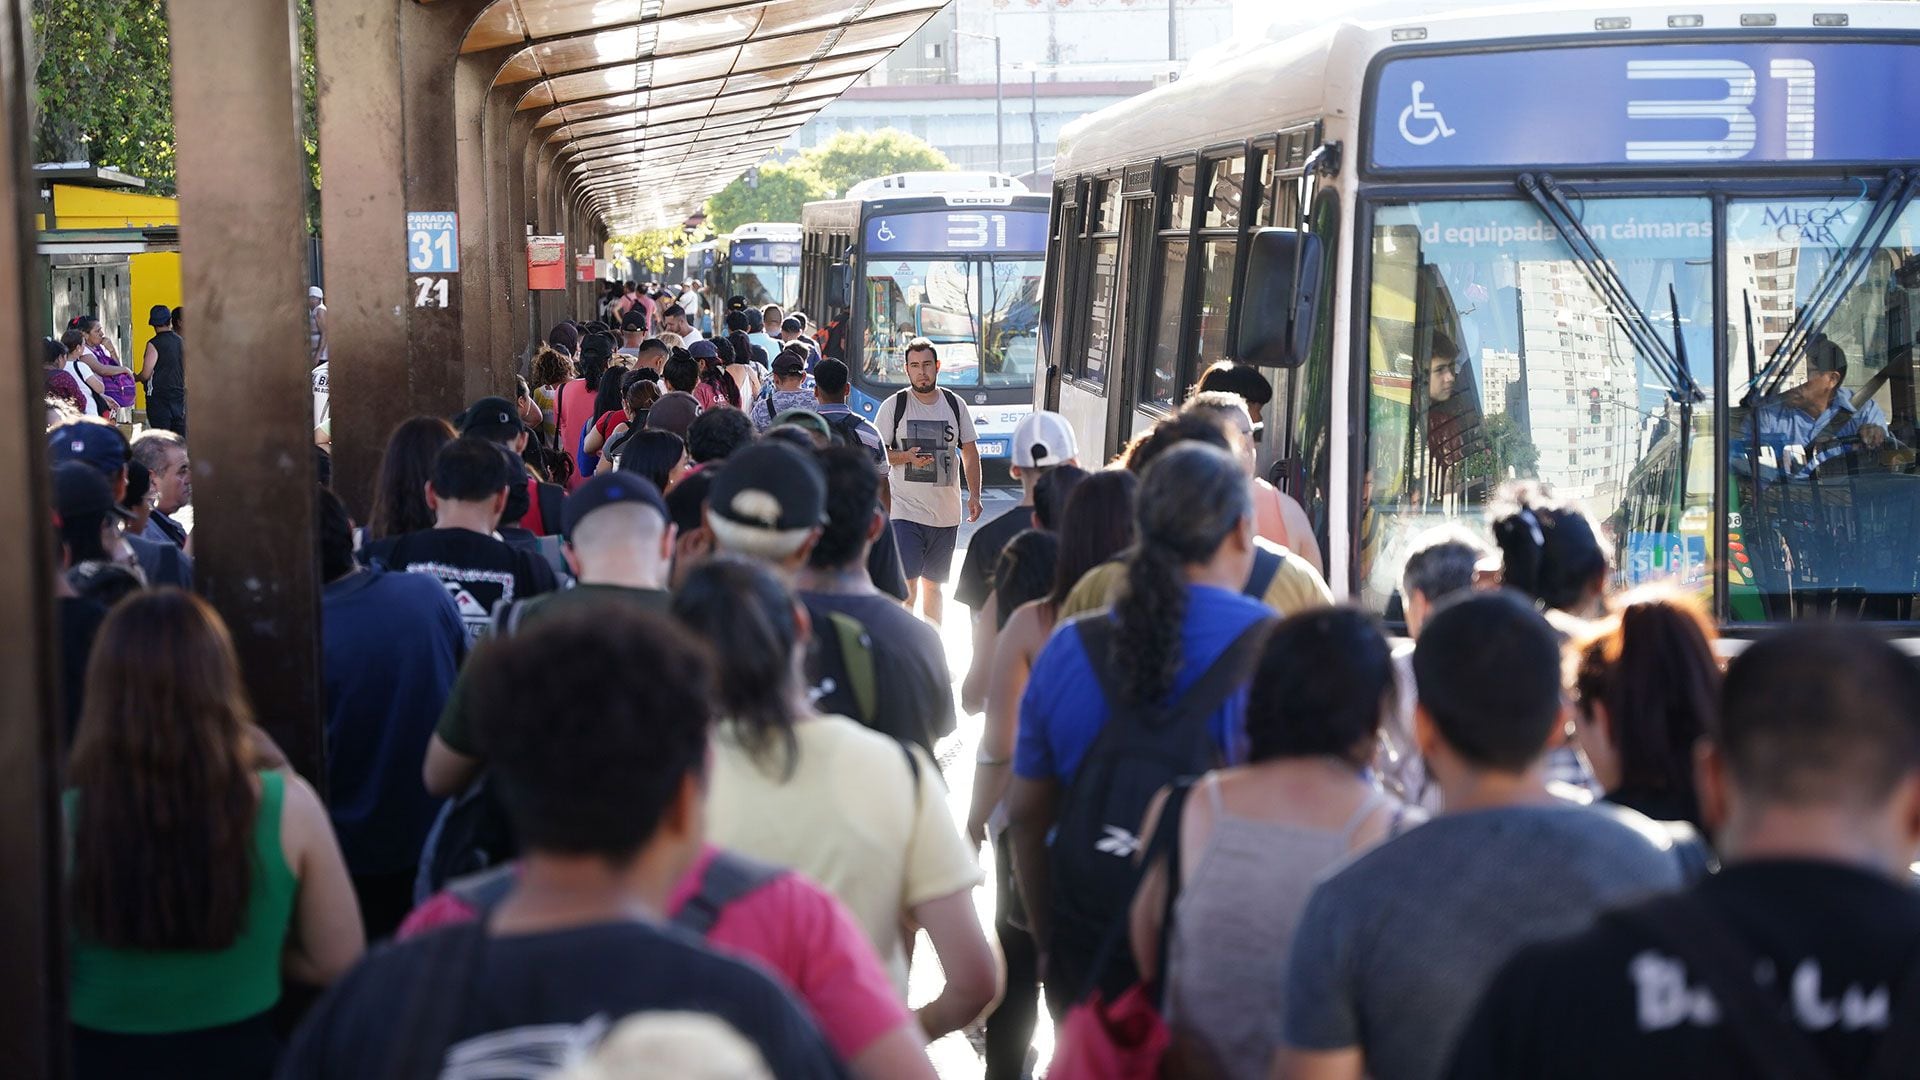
[66,590,364,1080]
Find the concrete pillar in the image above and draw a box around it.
[169,0,324,781]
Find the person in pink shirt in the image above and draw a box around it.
[398,843,936,1080]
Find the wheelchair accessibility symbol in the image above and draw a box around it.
[875,220,897,243]
[1398,81,1456,146]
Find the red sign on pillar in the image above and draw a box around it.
[576,253,595,283]
[527,235,566,291]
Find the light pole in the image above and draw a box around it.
[955,27,1002,173]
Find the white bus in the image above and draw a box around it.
[1040,0,1920,628]
[719,222,802,309]
[801,172,1047,461]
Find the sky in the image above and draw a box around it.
[1230,0,1389,36]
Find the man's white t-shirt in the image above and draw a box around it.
[876,388,976,529]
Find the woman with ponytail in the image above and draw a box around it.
[689,339,742,410]
[1571,587,1719,838]
[1490,480,1609,624]
[726,326,764,402]
[1006,442,1271,1005]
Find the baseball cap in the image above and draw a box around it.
[48,422,130,477]
[727,294,748,311]
[780,316,804,334]
[147,304,172,327]
[308,286,324,299]
[53,460,132,522]
[771,350,807,377]
[645,391,702,437]
[457,396,524,441]
[688,339,719,360]
[707,441,827,532]
[1012,410,1079,469]
[620,311,646,333]
[561,471,669,541]
[773,409,831,440]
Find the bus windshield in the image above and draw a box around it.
[862,256,1043,389]
[1727,197,1920,621]
[1361,196,1715,613]
[729,264,798,309]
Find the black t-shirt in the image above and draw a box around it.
[278,920,845,1080]
[57,595,108,748]
[363,527,558,643]
[803,590,955,752]
[1446,860,1920,1080]
[954,504,1033,610]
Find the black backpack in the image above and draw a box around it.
[1046,612,1275,1004]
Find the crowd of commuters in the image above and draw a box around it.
[38,295,1920,1080]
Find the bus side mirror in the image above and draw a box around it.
[828,262,852,309]
[1235,227,1323,368]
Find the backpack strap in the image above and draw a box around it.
[673,850,785,937]
[1610,893,1836,1080]
[886,389,910,448]
[826,611,878,726]
[1243,544,1284,603]
[939,386,966,436]
[1163,618,1278,732]
[445,862,519,918]
[898,737,923,800]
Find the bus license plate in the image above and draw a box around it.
[978,440,1007,459]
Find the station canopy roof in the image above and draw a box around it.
[456,0,948,232]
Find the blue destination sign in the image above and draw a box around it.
[1371,41,1920,171]
[864,210,1049,254]
[729,240,799,265]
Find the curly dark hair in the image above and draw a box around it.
[529,345,573,390]
[1114,442,1251,705]
[686,406,756,465]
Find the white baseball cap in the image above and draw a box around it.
[1012,410,1078,469]
[308,286,324,299]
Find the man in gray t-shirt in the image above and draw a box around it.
[1279,592,1683,1080]
[875,338,981,626]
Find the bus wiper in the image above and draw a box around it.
[1517,173,1704,405]
[1748,169,1914,404]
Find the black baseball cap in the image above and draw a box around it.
[772,350,807,377]
[706,441,826,531]
[561,471,670,541]
[147,304,172,327]
[620,311,646,333]
[53,460,133,522]
[48,422,130,477]
[727,294,748,311]
[458,396,524,441]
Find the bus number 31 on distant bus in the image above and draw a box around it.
[1042,1,1920,631]
[801,172,1048,462]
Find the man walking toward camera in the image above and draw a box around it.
[875,338,980,626]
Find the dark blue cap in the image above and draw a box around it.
[48,422,130,477]
[562,471,669,541]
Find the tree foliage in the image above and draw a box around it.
[698,127,952,235]
[611,222,714,277]
[702,160,830,235]
[31,0,321,229]
[803,128,952,200]
[32,0,176,190]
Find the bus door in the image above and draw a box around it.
[1106,195,1157,456]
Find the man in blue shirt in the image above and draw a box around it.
[1747,337,1889,476]
[317,486,467,939]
